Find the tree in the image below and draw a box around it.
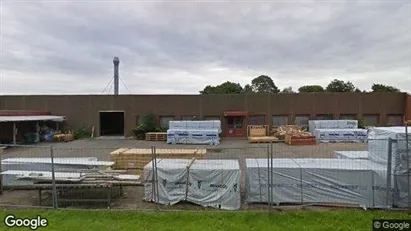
[243,84,254,93]
[298,85,324,93]
[325,79,356,92]
[200,81,243,94]
[280,86,295,93]
[251,75,280,93]
[371,84,400,92]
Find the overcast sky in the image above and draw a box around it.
[1,0,410,95]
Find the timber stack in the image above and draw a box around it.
[272,125,316,145]
[109,148,207,174]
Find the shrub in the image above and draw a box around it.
[73,127,91,140]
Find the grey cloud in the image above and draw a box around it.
[1,0,410,94]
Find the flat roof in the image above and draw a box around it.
[0,115,65,122]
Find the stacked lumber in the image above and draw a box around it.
[247,125,279,143]
[109,148,207,174]
[271,125,316,145]
[145,132,167,141]
[52,132,74,142]
[272,125,312,140]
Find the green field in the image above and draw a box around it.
[0,209,410,231]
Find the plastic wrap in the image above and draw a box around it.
[308,120,358,133]
[313,128,368,143]
[143,159,241,210]
[246,158,390,208]
[166,129,220,145]
[168,120,222,133]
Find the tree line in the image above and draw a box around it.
[200,75,401,94]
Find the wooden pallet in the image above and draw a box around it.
[247,125,269,137]
[248,136,279,143]
[110,148,207,170]
[285,134,316,145]
[145,132,167,141]
[286,139,316,145]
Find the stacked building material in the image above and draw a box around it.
[167,120,221,145]
[143,158,241,210]
[272,125,315,145]
[245,158,389,208]
[309,120,367,143]
[247,125,279,143]
[272,125,312,140]
[145,132,167,141]
[333,126,411,208]
[1,157,114,187]
[109,148,207,174]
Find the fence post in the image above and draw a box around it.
[154,146,159,212]
[50,146,58,209]
[386,138,393,208]
[270,142,274,210]
[405,124,410,209]
[151,146,159,212]
[267,144,271,212]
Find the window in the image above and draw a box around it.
[316,114,333,120]
[363,114,379,126]
[249,115,265,125]
[227,116,243,128]
[387,115,403,126]
[159,116,174,128]
[340,114,357,120]
[295,115,309,128]
[204,116,220,121]
[272,116,288,126]
[181,116,197,121]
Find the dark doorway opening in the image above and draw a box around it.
[99,111,124,136]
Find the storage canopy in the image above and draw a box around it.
[0,115,65,122]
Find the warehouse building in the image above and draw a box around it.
[0,92,410,140]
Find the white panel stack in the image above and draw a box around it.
[308,120,358,133]
[333,151,369,160]
[167,120,221,145]
[143,159,241,210]
[169,120,222,133]
[246,158,390,208]
[1,157,113,186]
[313,129,368,143]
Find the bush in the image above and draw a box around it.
[358,119,365,129]
[73,127,91,140]
[132,113,167,140]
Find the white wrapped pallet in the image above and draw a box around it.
[245,158,390,208]
[308,120,358,133]
[313,129,368,143]
[367,126,411,164]
[367,126,411,208]
[166,129,220,145]
[169,121,222,133]
[143,159,241,210]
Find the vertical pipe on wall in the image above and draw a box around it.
[12,122,16,145]
[113,57,120,95]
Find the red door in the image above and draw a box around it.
[226,116,246,137]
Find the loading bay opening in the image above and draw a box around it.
[99,111,124,137]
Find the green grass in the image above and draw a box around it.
[0,209,410,231]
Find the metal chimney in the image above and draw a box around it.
[113,57,120,95]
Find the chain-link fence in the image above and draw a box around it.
[0,136,409,212]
